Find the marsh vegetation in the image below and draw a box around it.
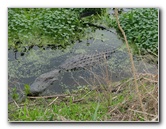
[8,8,158,122]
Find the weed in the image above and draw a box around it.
[24,84,30,95]
[11,87,19,101]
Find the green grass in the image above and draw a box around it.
[8,74,158,122]
[9,91,110,121]
[8,84,124,121]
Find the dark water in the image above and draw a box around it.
[108,8,133,15]
[8,28,157,97]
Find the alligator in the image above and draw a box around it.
[28,48,117,96]
[59,49,116,71]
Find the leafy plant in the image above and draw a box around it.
[8,8,105,52]
[111,8,158,55]
[8,8,82,50]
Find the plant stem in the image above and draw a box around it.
[114,8,147,120]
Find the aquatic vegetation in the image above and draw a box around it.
[8,8,105,52]
[110,8,158,55]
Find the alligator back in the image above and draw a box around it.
[59,48,116,71]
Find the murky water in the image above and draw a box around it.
[8,28,157,97]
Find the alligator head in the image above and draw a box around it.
[29,69,60,96]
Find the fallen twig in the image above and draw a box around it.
[143,77,158,83]
[129,108,157,117]
[73,98,84,103]
[151,116,158,121]
[13,100,20,108]
[27,94,74,99]
[48,97,58,106]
